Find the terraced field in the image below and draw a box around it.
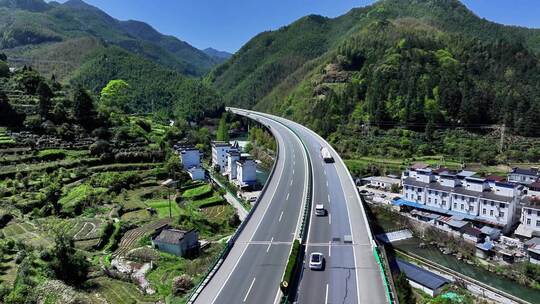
[91,277,162,303]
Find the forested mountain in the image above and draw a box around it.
[209,0,540,138]
[0,0,219,78]
[203,48,233,62]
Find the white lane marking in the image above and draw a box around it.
[279,211,284,222]
[325,283,329,304]
[272,288,282,304]
[286,193,290,201]
[267,237,274,253]
[326,181,329,187]
[329,242,332,257]
[290,180,293,186]
[328,194,330,202]
[244,277,256,302]
[329,213,332,225]
[293,169,295,175]
[210,123,287,304]
[323,169,326,176]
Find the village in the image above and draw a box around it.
[359,164,540,300]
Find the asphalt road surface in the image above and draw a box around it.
[193,108,388,304]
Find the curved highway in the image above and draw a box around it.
[193,110,309,304]
[193,108,388,304]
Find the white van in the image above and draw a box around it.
[315,204,326,216]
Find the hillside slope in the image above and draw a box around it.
[0,0,219,78]
[210,0,540,138]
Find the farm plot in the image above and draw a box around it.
[202,204,235,222]
[92,277,161,304]
[145,199,181,218]
[114,218,171,257]
[70,219,103,241]
[1,221,52,248]
[182,184,212,199]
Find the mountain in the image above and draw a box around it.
[203,47,232,62]
[0,0,219,79]
[209,0,540,138]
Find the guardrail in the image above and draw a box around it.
[186,116,281,304]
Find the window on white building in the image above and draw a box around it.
[454,202,457,209]
[428,198,431,203]
[490,201,494,206]
[499,203,505,208]
[482,209,486,215]
[537,221,540,227]
[527,218,531,225]
[469,206,474,212]
[537,211,540,216]
[461,204,464,210]
[528,209,532,215]
[490,210,494,216]
[500,211,505,218]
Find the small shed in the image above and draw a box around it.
[396,259,450,297]
[475,240,494,259]
[151,227,199,257]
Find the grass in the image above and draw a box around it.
[92,277,161,303]
[182,184,212,199]
[121,209,152,221]
[201,205,235,222]
[58,184,107,214]
[1,221,52,248]
[146,199,181,218]
[191,195,225,208]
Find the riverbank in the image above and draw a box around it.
[367,204,540,303]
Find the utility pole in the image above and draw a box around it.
[499,123,506,154]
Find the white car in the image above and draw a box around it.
[315,204,326,216]
[309,252,324,270]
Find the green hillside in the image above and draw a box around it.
[210,0,540,141]
[0,0,219,79]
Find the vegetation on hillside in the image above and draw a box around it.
[210,0,540,165]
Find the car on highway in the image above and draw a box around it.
[309,252,324,270]
[315,204,326,216]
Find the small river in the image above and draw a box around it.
[393,237,540,303]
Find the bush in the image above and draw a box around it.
[280,239,301,294]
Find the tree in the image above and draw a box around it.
[0,91,24,127]
[216,115,229,141]
[395,271,415,304]
[0,61,9,78]
[37,82,53,119]
[73,87,98,129]
[99,79,131,117]
[0,53,7,61]
[48,223,90,285]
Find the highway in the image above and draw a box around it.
[193,108,388,304]
[193,110,309,304]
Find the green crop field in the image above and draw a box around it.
[182,184,212,199]
[146,199,181,218]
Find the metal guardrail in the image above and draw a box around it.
[186,116,281,304]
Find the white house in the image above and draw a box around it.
[227,150,241,181]
[508,167,540,186]
[236,156,257,187]
[362,176,401,190]
[519,196,540,237]
[211,141,238,173]
[179,147,200,169]
[188,167,205,181]
[401,168,521,233]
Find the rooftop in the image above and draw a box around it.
[152,228,192,245]
[522,196,540,211]
[411,163,429,170]
[396,259,449,290]
[511,167,539,176]
[403,177,513,203]
[212,141,230,147]
[485,175,505,182]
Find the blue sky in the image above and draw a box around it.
[51,0,540,53]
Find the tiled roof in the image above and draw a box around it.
[396,259,449,290]
[511,167,539,176]
[485,175,505,182]
[152,229,188,245]
[522,196,540,211]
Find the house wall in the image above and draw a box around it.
[451,194,479,216]
[180,150,200,169]
[425,189,451,210]
[188,168,205,181]
[478,199,511,224]
[212,145,230,173]
[407,280,437,297]
[508,173,537,184]
[521,207,540,233]
[237,160,257,185]
[228,154,240,181]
